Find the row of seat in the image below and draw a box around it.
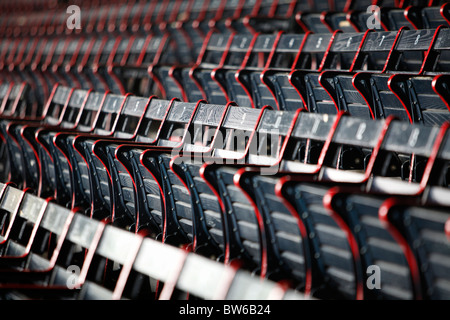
[4,26,450,127]
[172,27,450,127]
[0,183,308,300]
[0,82,449,299]
[3,0,449,40]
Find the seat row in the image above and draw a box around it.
[2,0,448,39]
[0,183,308,300]
[4,27,450,127]
[0,83,449,299]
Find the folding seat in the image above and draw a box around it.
[9,37,44,105]
[0,85,73,191]
[10,37,42,105]
[74,96,172,232]
[27,37,61,105]
[352,9,390,32]
[116,104,262,262]
[311,0,372,33]
[408,121,450,208]
[50,38,87,89]
[340,28,443,124]
[295,0,348,35]
[312,30,399,119]
[109,100,206,238]
[0,202,76,287]
[260,33,323,112]
[192,0,228,36]
[0,193,52,268]
[165,0,211,63]
[103,35,148,95]
[71,36,108,92]
[83,36,122,93]
[25,89,91,200]
[230,32,281,109]
[177,31,234,104]
[155,32,194,102]
[0,82,33,119]
[92,6,116,35]
[210,33,259,107]
[160,106,273,273]
[321,190,419,299]
[211,0,242,34]
[54,93,135,222]
[48,90,108,209]
[0,82,38,183]
[0,38,22,84]
[0,184,26,247]
[226,112,359,299]
[367,117,446,185]
[217,0,262,34]
[271,115,424,299]
[202,109,314,291]
[102,37,135,95]
[383,28,450,127]
[228,0,300,35]
[320,30,400,120]
[57,37,94,91]
[52,37,89,89]
[377,27,450,126]
[40,38,74,89]
[237,113,442,299]
[387,6,423,30]
[319,120,450,300]
[380,201,450,299]
[390,74,450,126]
[127,1,152,35]
[75,224,147,300]
[4,37,32,85]
[115,34,171,98]
[421,3,450,29]
[103,3,126,35]
[163,2,201,67]
[244,113,380,296]
[0,205,107,300]
[115,1,140,34]
[289,31,366,116]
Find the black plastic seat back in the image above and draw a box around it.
[328,193,416,300]
[193,33,234,105]
[386,204,450,299]
[400,76,450,126]
[79,225,144,300]
[218,34,255,107]
[421,4,450,29]
[261,34,307,111]
[281,182,358,300]
[244,33,280,109]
